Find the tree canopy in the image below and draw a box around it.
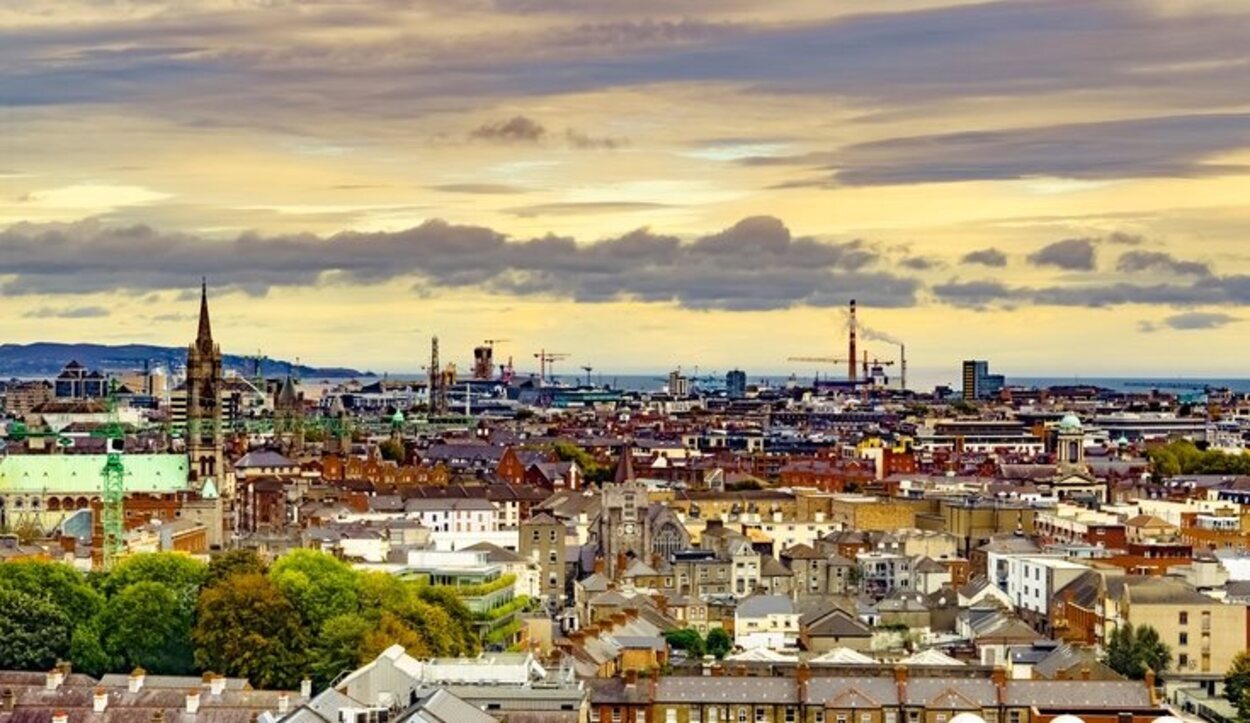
[1104,623,1171,680]
[1148,439,1250,476]
[1225,652,1250,722]
[0,587,72,671]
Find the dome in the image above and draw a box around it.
[1051,716,1085,723]
[391,409,405,424]
[949,714,987,723]
[1058,413,1082,432]
[1116,435,1130,447]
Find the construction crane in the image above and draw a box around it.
[97,381,126,570]
[533,350,570,387]
[474,339,511,380]
[580,365,594,387]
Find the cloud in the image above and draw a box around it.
[21,305,110,319]
[824,113,1250,187]
[469,115,547,143]
[564,129,625,150]
[1116,250,1210,277]
[503,202,671,217]
[932,274,1250,311]
[1027,238,1096,271]
[961,248,1007,268]
[430,183,530,195]
[1139,311,1239,332]
[899,256,939,271]
[0,216,920,312]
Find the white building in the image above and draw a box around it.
[734,595,799,650]
[1005,556,1090,630]
[405,497,497,534]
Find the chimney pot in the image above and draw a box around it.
[300,677,312,699]
[278,692,291,715]
[52,710,69,723]
[210,675,227,696]
[94,686,109,713]
[186,689,201,714]
[129,667,147,693]
[45,669,63,691]
[625,669,639,687]
[1,689,13,713]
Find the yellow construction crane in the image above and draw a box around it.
[533,349,570,386]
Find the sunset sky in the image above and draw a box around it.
[3,1,1250,385]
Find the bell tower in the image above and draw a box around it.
[186,279,224,483]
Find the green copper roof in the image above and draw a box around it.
[0,454,190,494]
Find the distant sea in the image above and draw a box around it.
[304,373,1250,394]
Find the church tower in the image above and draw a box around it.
[187,279,224,482]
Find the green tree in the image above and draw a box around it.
[69,621,111,677]
[0,559,104,625]
[310,614,372,688]
[194,573,310,689]
[207,548,267,586]
[99,581,196,674]
[1134,624,1171,677]
[379,438,406,462]
[1104,623,1171,680]
[269,549,361,631]
[663,629,705,658]
[705,628,732,659]
[359,612,431,661]
[1225,651,1250,720]
[0,587,72,670]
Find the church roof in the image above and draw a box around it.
[0,454,190,494]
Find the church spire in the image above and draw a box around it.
[196,277,213,348]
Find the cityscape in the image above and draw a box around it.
[5,2,1250,723]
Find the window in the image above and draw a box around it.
[1008,711,1022,723]
[756,708,766,723]
[785,708,796,723]
[592,709,601,723]
[1179,632,1188,646]
[1178,653,1189,668]
[637,711,646,723]
[1179,611,1189,625]
[836,715,847,723]
[709,710,718,723]
[860,716,870,723]
[738,708,748,723]
[693,710,701,723]
[884,713,895,723]
[667,709,677,723]
[815,712,824,723]
[613,709,622,723]
[937,715,947,723]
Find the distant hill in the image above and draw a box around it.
[0,343,368,379]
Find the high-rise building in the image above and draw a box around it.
[961,360,1005,400]
[186,280,224,483]
[726,369,747,399]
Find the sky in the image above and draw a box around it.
[4,0,1250,386]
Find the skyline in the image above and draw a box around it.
[5,1,1250,376]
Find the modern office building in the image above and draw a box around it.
[962,360,1005,400]
[726,369,747,399]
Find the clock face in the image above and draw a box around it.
[624,523,636,535]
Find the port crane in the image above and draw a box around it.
[533,350,570,386]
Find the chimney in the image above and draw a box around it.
[301,677,313,699]
[45,669,63,690]
[734,665,748,678]
[893,664,908,685]
[94,686,109,713]
[51,711,69,723]
[55,660,72,678]
[594,558,606,575]
[711,664,724,677]
[1,689,13,712]
[1145,668,1158,705]
[211,674,227,696]
[129,667,147,693]
[1079,666,1091,681]
[625,669,639,687]
[278,692,291,715]
[151,712,164,723]
[186,689,201,714]
[796,663,811,702]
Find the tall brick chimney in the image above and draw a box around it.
[796,662,811,702]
